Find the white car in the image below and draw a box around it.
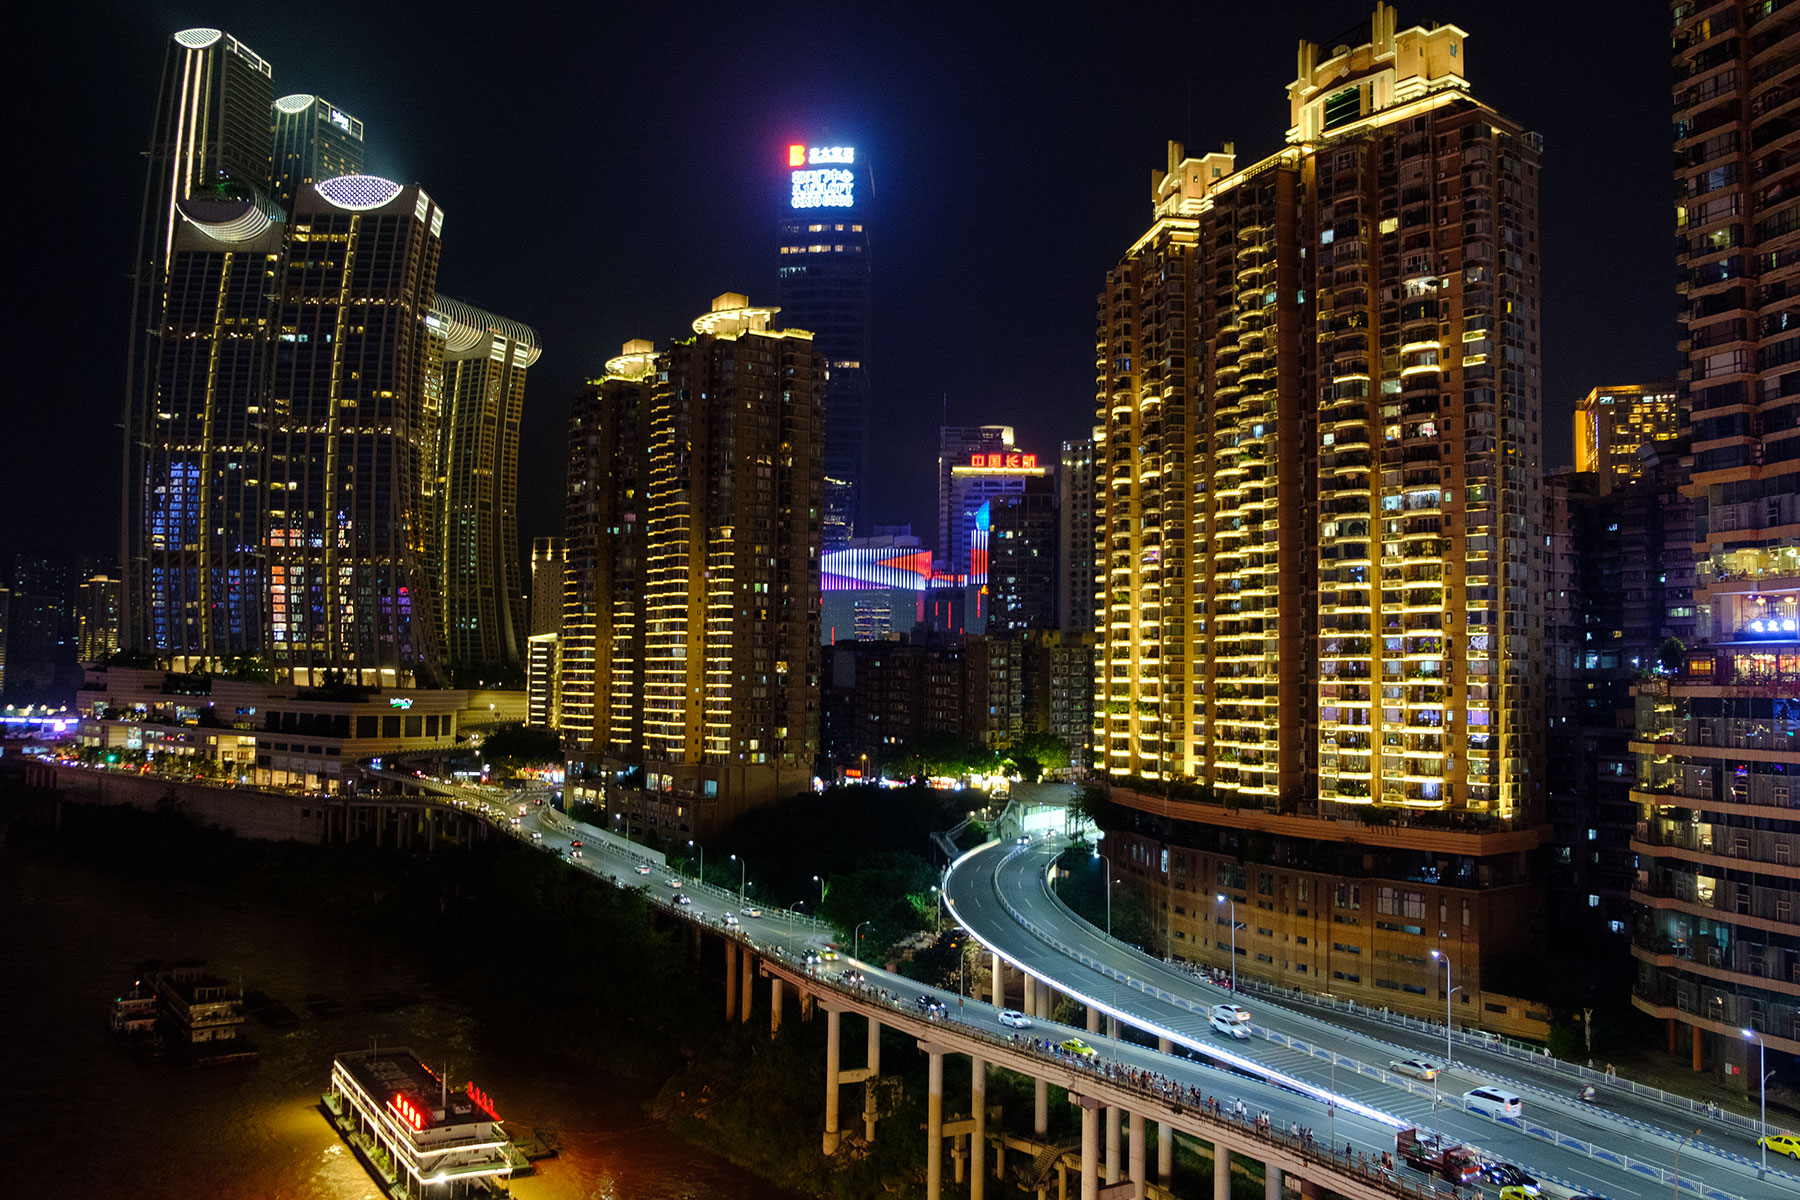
[1210,1014,1251,1040]
[741,906,763,918]
[1389,1058,1438,1081]
[723,913,740,927]
[665,877,682,888]
[529,831,543,842]
[998,1009,1033,1029]
[1210,1003,1250,1025]
[635,864,652,875]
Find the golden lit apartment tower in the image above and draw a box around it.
[639,295,824,822]
[265,175,446,685]
[1094,5,1545,1020]
[1631,0,1800,1079]
[561,342,656,754]
[429,296,541,678]
[1574,383,1681,493]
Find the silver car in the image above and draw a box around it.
[1389,1058,1439,1081]
[998,1008,1033,1028]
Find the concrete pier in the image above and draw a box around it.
[1129,1111,1146,1200]
[926,1050,945,1200]
[1214,1142,1230,1200]
[770,976,784,1036]
[725,940,738,1021]
[823,1006,842,1154]
[971,1055,987,1200]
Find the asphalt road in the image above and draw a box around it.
[946,837,1795,1200]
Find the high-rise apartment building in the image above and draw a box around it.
[270,94,365,210]
[564,300,824,838]
[1575,383,1681,493]
[987,476,1058,632]
[0,585,9,696]
[778,143,870,548]
[529,538,565,637]
[561,340,655,755]
[125,28,275,652]
[430,296,540,678]
[77,575,124,666]
[939,426,1015,564]
[1058,437,1098,633]
[266,176,446,685]
[1634,0,1800,1077]
[1093,5,1545,1019]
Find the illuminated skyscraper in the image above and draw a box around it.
[946,449,1048,581]
[561,341,655,754]
[939,426,1014,565]
[1634,0,1800,1079]
[77,574,124,666]
[1094,5,1545,1017]
[124,28,274,651]
[778,142,869,549]
[130,185,286,661]
[429,296,541,678]
[271,94,365,211]
[265,176,446,684]
[565,299,825,838]
[1574,382,1681,493]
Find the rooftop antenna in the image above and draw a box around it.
[441,1062,447,1109]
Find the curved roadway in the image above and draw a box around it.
[946,837,1793,1200]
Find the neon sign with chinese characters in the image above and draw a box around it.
[968,453,1037,469]
[391,1093,427,1130]
[789,145,856,209]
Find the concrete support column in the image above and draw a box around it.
[1128,1112,1146,1200]
[770,976,784,1037]
[725,940,738,1022]
[1023,972,1037,1017]
[1078,1098,1100,1200]
[823,1007,842,1155]
[1265,1162,1282,1200]
[740,947,754,1024]
[971,1055,987,1200]
[992,951,1003,1006]
[691,923,702,961]
[1213,1143,1230,1200]
[1157,1036,1171,1054]
[1105,1105,1120,1185]
[1087,1005,1101,1034]
[864,1016,882,1141]
[927,1050,945,1200]
[1157,1121,1172,1186]
[1035,1076,1049,1136]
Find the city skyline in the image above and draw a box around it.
[13,1,1671,567]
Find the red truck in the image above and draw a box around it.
[1396,1127,1481,1183]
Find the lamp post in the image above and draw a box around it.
[813,873,825,911]
[1744,1028,1768,1171]
[688,839,702,888]
[855,920,872,962]
[1430,949,1459,1104]
[1215,894,1240,993]
[1094,850,1113,938]
[613,810,631,844]
[730,853,747,906]
[1674,1128,1699,1200]
[930,885,944,933]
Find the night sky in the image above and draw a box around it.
[14,1,1673,567]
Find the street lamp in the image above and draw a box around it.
[612,810,631,844]
[930,885,944,933]
[1744,1027,1768,1171]
[1674,1128,1700,1200]
[855,920,872,962]
[730,853,747,906]
[813,873,825,911]
[1215,894,1241,993]
[1431,949,1460,1105]
[688,839,702,888]
[1093,850,1113,938]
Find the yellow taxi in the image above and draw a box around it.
[1760,1132,1800,1161]
[1061,1038,1098,1058]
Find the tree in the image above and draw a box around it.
[479,724,563,769]
[1659,636,1686,674]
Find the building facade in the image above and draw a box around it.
[778,143,870,548]
[77,574,124,666]
[270,94,365,211]
[430,296,541,679]
[1093,5,1546,1019]
[125,29,275,652]
[947,450,1050,582]
[564,300,825,839]
[265,176,446,685]
[940,426,1015,565]
[987,475,1058,632]
[1633,0,1800,1077]
[1059,437,1098,634]
[1575,383,1682,492]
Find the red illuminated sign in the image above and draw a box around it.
[391,1093,426,1130]
[788,144,806,167]
[466,1081,500,1120]
[968,453,1037,469]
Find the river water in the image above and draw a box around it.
[0,845,796,1200]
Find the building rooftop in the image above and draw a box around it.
[335,1048,498,1135]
